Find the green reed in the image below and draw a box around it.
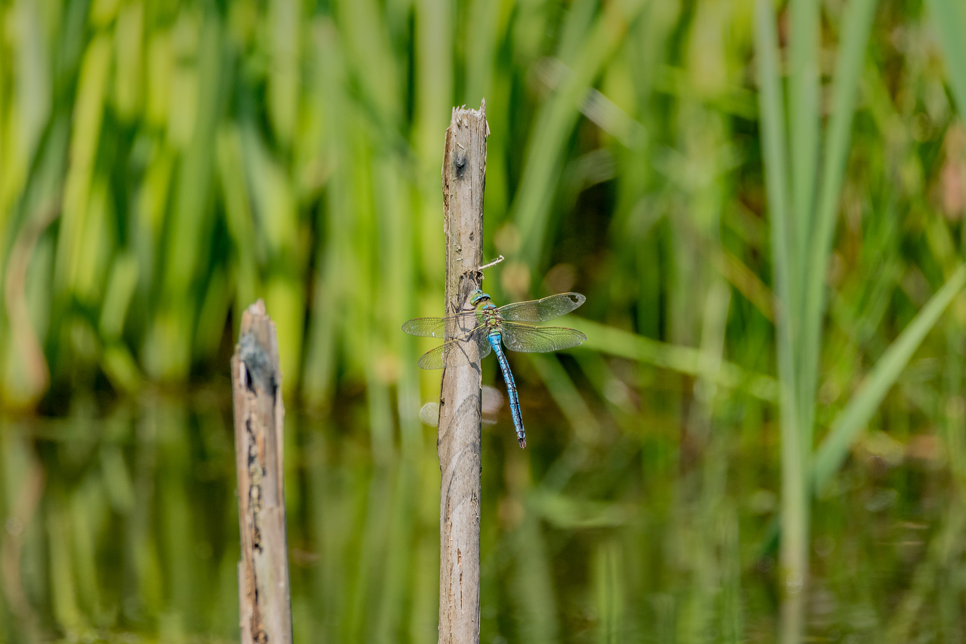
[755,0,966,640]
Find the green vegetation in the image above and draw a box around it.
[3,0,966,642]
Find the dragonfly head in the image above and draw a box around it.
[470,290,491,306]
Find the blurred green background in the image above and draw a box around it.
[4,0,966,641]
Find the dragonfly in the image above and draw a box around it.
[402,289,587,448]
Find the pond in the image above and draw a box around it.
[0,386,955,643]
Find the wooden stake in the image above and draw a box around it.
[231,300,293,644]
[438,103,489,644]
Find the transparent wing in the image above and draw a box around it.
[419,402,439,426]
[500,323,587,353]
[417,330,493,369]
[402,311,482,338]
[497,292,586,322]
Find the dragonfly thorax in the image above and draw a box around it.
[471,290,501,327]
[477,302,502,330]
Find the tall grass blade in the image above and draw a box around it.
[594,539,624,644]
[47,507,82,632]
[754,1,808,641]
[268,0,300,148]
[799,0,878,447]
[812,265,966,493]
[511,513,560,644]
[69,478,105,618]
[302,23,347,406]
[11,0,50,172]
[567,317,779,402]
[146,15,223,380]
[788,0,820,285]
[719,504,743,644]
[463,0,503,105]
[529,353,602,443]
[753,0,795,394]
[215,125,261,318]
[157,403,196,631]
[514,1,645,268]
[926,0,966,118]
[373,461,418,642]
[53,35,111,302]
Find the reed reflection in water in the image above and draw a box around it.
[0,389,957,643]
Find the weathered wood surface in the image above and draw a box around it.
[438,103,489,644]
[231,300,293,644]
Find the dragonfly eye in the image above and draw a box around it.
[470,290,490,305]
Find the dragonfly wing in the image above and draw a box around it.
[497,292,586,322]
[417,331,493,369]
[500,323,587,353]
[402,311,482,338]
[402,317,446,338]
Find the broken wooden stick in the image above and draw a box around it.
[438,102,489,644]
[231,300,293,644]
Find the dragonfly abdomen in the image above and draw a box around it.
[488,333,526,449]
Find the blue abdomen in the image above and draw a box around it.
[488,333,527,448]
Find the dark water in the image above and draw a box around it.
[0,391,957,643]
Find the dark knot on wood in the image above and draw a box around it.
[239,331,276,395]
[453,150,468,180]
